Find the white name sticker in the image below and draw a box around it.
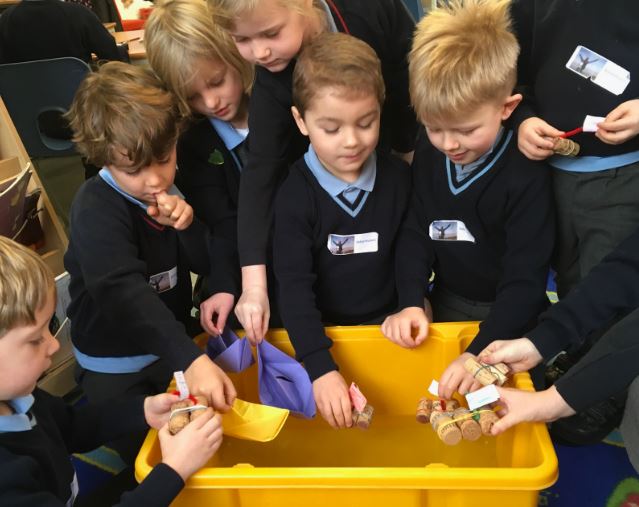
[428,379,440,397]
[149,266,178,293]
[466,384,500,411]
[174,371,190,400]
[582,115,605,133]
[429,220,475,243]
[327,232,378,255]
[566,45,630,96]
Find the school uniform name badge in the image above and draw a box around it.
[327,232,378,255]
[429,220,475,243]
[148,266,178,293]
[566,45,630,96]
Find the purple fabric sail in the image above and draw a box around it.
[205,328,254,373]
[257,341,316,418]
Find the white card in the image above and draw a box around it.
[149,266,178,293]
[429,220,475,243]
[428,379,439,397]
[582,115,605,132]
[174,371,189,400]
[465,384,499,411]
[327,232,378,255]
[566,45,630,96]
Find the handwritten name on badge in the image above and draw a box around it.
[327,232,378,255]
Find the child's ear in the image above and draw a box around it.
[501,93,523,121]
[291,106,309,136]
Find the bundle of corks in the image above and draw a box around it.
[168,395,209,435]
[416,398,499,445]
[463,357,509,387]
[552,137,580,157]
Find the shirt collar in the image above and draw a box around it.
[98,168,184,211]
[304,144,376,197]
[209,118,247,151]
[0,395,37,433]
[317,0,339,32]
[453,126,505,174]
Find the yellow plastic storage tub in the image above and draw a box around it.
[135,323,558,507]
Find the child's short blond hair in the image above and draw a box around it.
[292,32,385,116]
[409,0,519,122]
[66,61,181,170]
[0,237,55,338]
[211,0,327,33]
[145,0,254,117]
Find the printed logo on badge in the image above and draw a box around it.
[149,266,178,293]
[327,232,378,255]
[429,220,475,243]
[565,45,630,95]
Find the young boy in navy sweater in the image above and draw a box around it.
[274,32,410,429]
[381,0,555,399]
[64,62,236,465]
[0,237,223,506]
[211,0,417,345]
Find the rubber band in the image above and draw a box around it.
[438,408,497,427]
[169,404,208,420]
[472,362,500,380]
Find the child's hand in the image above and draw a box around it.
[312,370,352,429]
[144,392,181,429]
[490,385,575,435]
[235,286,269,346]
[518,117,564,160]
[438,352,482,399]
[200,292,235,336]
[159,409,223,482]
[381,307,429,348]
[596,99,639,145]
[184,355,237,412]
[147,191,194,230]
[477,338,543,374]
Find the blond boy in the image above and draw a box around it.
[64,62,235,465]
[382,0,555,399]
[274,33,411,428]
[0,237,222,505]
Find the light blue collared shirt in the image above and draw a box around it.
[317,0,339,32]
[0,395,36,433]
[454,127,505,182]
[99,168,185,211]
[446,130,513,195]
[304,144,376,217]
[209,118,248,171]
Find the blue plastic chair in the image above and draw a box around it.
[0,57,90,157]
